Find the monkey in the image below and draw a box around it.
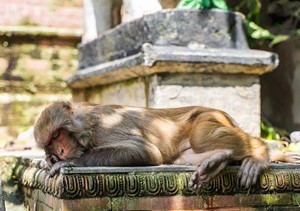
[34,101,270,189]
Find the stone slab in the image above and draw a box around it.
[59,163,300,175]
[78,9,248,70]
[67,44,278,88]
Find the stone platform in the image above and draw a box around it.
[16,158,300,210]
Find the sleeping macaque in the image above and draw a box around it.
[34,101,270,189]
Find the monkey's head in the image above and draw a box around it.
[34,101,85,166]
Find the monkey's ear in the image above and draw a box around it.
[61,101,73,113]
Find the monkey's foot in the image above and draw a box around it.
[238,157,268,188]
[189,150,231,190]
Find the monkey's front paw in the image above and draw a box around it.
[49,161,75,177]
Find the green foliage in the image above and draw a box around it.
[176,0,299,46]
[261,122,281,141]
[234,0,300,47]
[269,35,290,47]
[245,21,274,40]
[235,0,261,23]
[176,0,228,10]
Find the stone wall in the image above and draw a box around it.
[0,0,83,28]
[0,0,83,147]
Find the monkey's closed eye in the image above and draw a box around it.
[52,130,61,140]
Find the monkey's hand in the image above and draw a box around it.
[45,154,59,168]
[49,160,77,177]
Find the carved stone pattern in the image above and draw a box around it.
[16,161,300,199]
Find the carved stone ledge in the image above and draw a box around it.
[17,159,300,198]
[15,159,300,209]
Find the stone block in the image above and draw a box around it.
[149,73,260,135]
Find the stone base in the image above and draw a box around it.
[15,158,300,210]
[23,190,300,210]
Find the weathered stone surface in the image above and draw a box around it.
[142,43,278,67]
[86,77,147,107]
[68,43,278,89]
[78,9,248,70]
[14,157,300,210]
[150,73,260,135]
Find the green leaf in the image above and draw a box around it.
[244,21,274,40]
[269,35,290,47]
[202,0,211,8]
[260,122,281,141]
[176,0,203,9]
[177,0,228,10]
[246,0,261,23]
[211,0,228,10]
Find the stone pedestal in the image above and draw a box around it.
[68,9,278,136]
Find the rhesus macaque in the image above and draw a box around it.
[34,101,269,189]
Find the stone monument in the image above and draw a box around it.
[68,9,278,136]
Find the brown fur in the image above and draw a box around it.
[34,101,270,189]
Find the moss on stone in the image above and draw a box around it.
[0,156,25,209]
[0,26,82,38]
[0,43,78,84]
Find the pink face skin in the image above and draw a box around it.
[49,129,72,160]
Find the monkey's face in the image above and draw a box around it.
[44,128,75,160]
[43,127,85,167]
